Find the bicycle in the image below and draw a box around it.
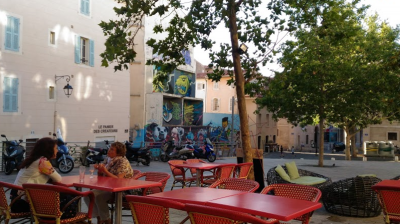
[69,144,86,166]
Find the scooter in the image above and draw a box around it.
[1,134,25,175]
[160,140,193,162]
[51,132,74,173]
[124,141,151,166]
[85,140,110,165]
[193,138,216,162]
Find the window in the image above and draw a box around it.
[306,135,309,144]
[4,15,20,52]
[49,31,55,45]
[212,98,220,111]
[266,114,270,126]
[75,35,94,66]
[388,132,398,141]
[197,83,204,90]
[3,77,18,112]
[49,86,55,100]
[213,82,219,90]
[80,0,90,16]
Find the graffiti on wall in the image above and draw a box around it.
[203,113,241,142]
[162,98,182,126]
[145,123,207,145]
[183,101,203,126]
[152,68,196,97]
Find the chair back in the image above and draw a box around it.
[234,162,253,179]
[126,195,185,224]
[261,184,321,224]
[185,203,269,224]
[209,178,259,192]
[186,159,206,176]
[0,181,31,222]
[372,184,400,223]
[168,160,185,177]
[23,183,94,223]
[216,164,236,179]
[134,172,171,195]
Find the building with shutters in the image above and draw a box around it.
[0,0,130,150]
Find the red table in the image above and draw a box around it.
[57,175,161,224]
[174,163,233,186]
[372,179,400,190]
[149,187,247,204]
[206,193,322,221]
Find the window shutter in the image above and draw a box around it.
[85,0,90,15]
[80,0,85,15]
[3,77,11,112]
[89,39,94,67]
[5,16,12,50]
[12,17,20,51]
[75,35,81,64]
[11,78,18,111]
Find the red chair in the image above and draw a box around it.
[209,178,259,192]
[260,184,322,224]
[126,195,185,224]
[0,181,32,224]
[202,164,236,186]
[168,160,196,190]
[133,172,171,195]
[23,183,94,224]
[233,162,253,179]
[185,203,273,224]
[372,184,400,224]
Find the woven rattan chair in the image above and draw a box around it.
[321,176,382,217]
[209,178,259,192]
[260,184,322,224]
[233,162,253,179]
[201,164,236,187]
[372,183,400,224]
[0,181,32,224]
[266,166,332,189]
[168,160,196,190]
[23,183,94,224]
[185,203,273,224]
[126,195,186,224]
[391,175,400,180]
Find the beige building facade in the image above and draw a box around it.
[0,0,130,145]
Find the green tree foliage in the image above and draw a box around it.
[258,0,400,165]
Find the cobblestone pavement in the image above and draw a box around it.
[2,153,398,223]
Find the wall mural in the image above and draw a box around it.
[145,123,209,146]
[152,68,196,97]
[203,113,241,142]
[183,100,203,126]
[162,98,182,126]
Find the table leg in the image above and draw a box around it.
[115,192,122,224]
[196,169,201,187]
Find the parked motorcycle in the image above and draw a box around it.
[51,132,74,173]
[193,138,216,162]
[85,140,110,165]
[160,140,193,162]
[1,134,25,175]
[124,141,151,166]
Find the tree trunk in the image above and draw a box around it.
[227,0,253,179]
[318,118,324,167]
[351,127,358,158]
[345,129,351,160]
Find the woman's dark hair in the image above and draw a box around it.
[111,142,126,156]
[19,137,56,169]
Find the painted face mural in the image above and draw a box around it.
[175,75,190,96]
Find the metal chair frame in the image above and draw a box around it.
[0,181,32,224]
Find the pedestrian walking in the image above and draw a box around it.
[280,145,284,157]
[291,146,295,157]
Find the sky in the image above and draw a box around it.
[194,0,400,76]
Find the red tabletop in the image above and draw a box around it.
[372,179,400,190]
[57,175,161,192]
[149,187,247,205]
[206,193,322,221]
[174,163,228,170]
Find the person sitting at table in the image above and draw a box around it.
[84,141,133,224]
[12,137,62,213]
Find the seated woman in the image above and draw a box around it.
[12,137,61,213]
[85,141,133,224]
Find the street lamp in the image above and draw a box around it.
[55,75,73,97]
[238,43,248,55]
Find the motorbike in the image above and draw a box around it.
[160,140,194,162]
[1,134,25,175]
[124,141,151,166]
[51,132,74,173]
[193,138,216,162]
[85,140,110,165]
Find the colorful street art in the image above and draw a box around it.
[183,101,203,126]
[152,67,196,97]
[203,113,240,142]
[162,98,182,126]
